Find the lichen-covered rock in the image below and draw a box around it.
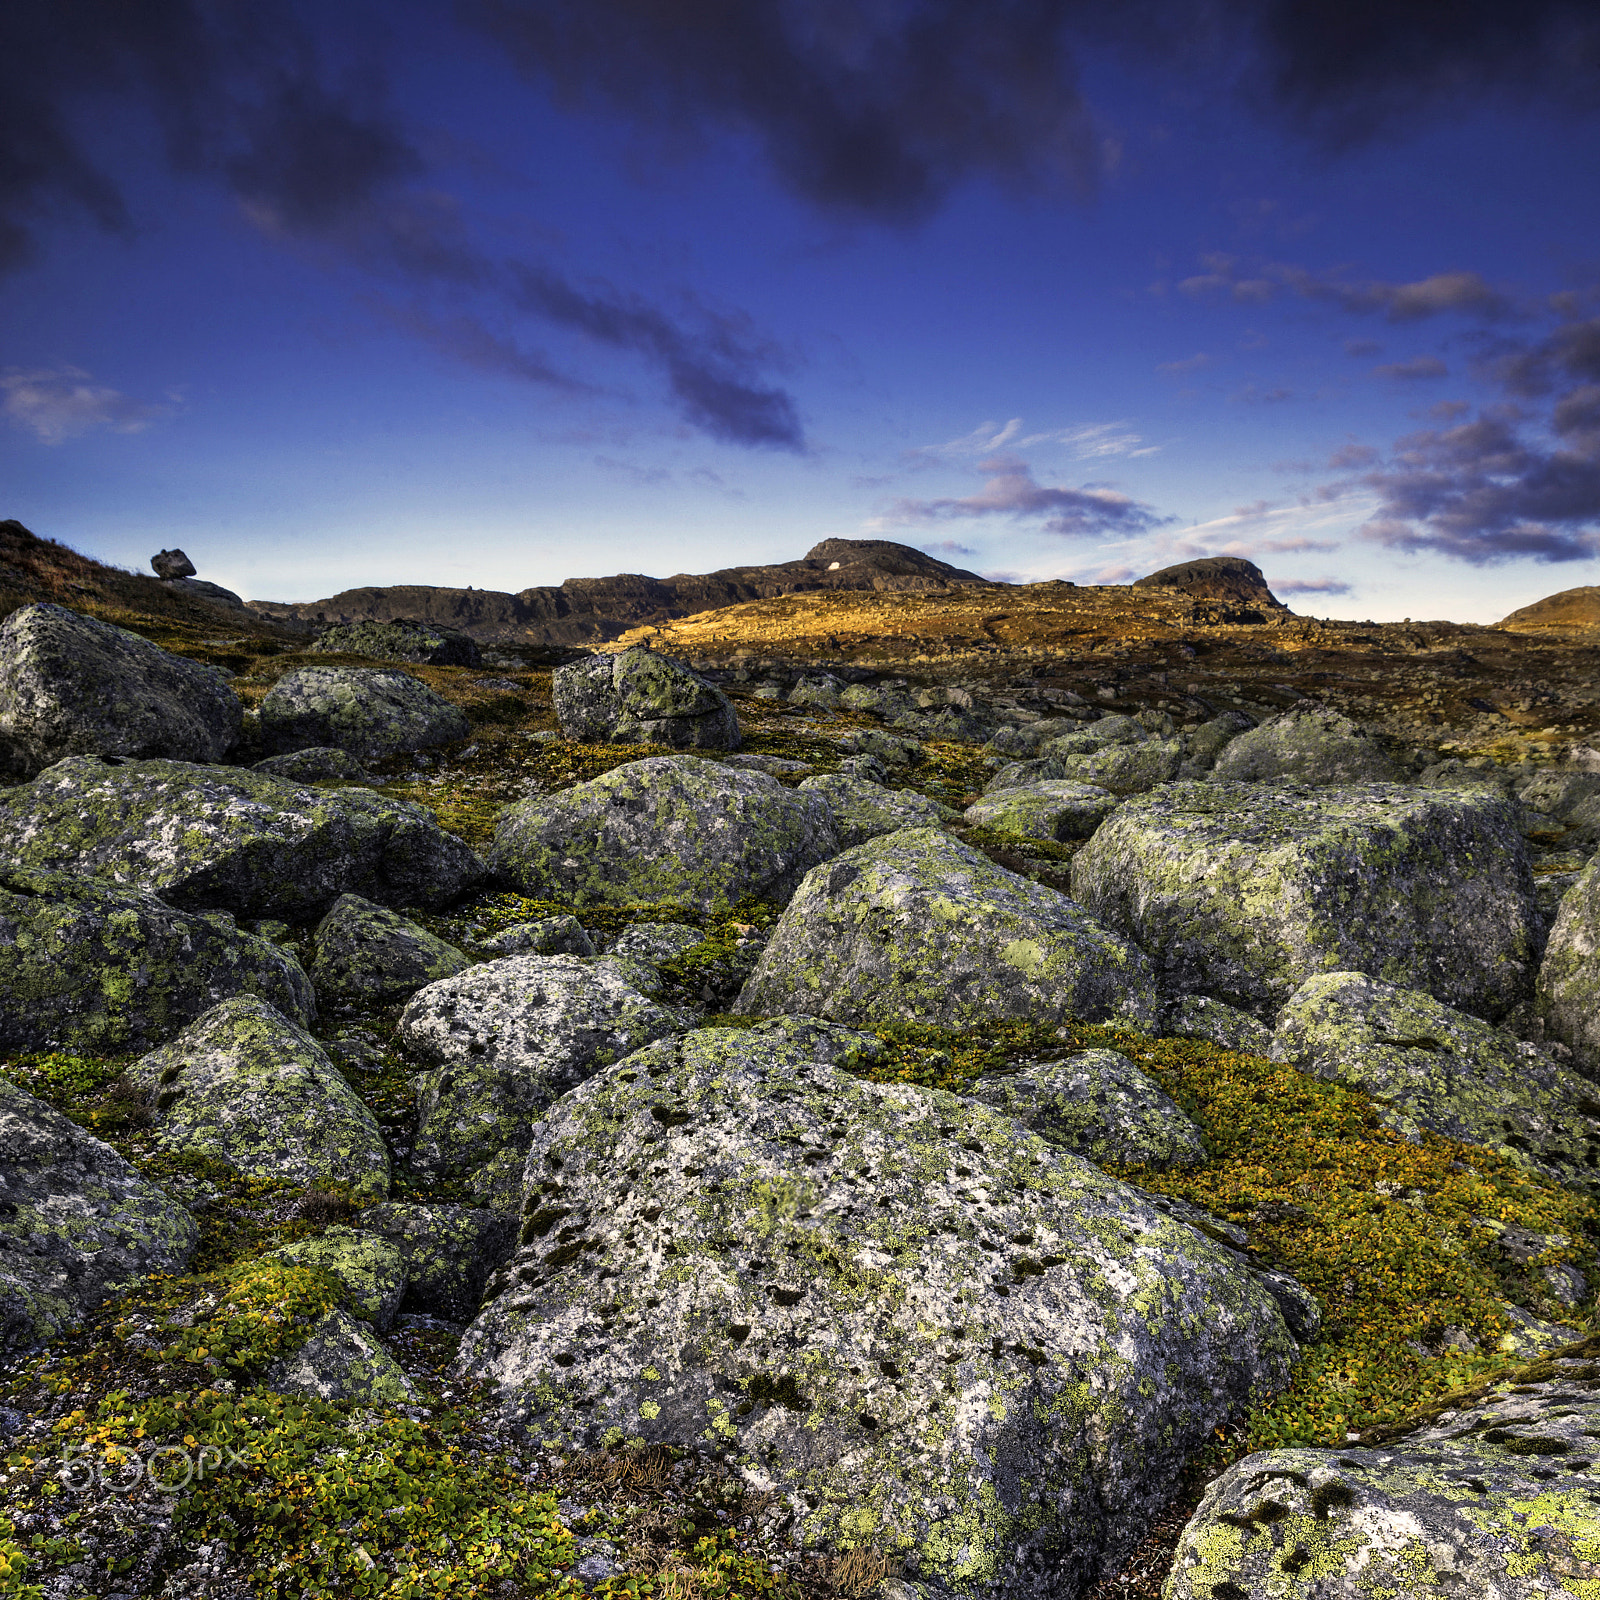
[1044,739,1182,796]
[266,1307,414,1404]
[737,827,1158,1031]
[0,1078,198,1350]
[0,602,240,777]
[482,916,596,958]
[965,1050,1208,1170]
[1536,853,1600,1080]
[0,867,314,1056]
[836,728,922,767]
[252,746,375,784]
[361,1203,517,1321]
[1211,703,1401,785]
[488,757,839,914]
[265,1227,407,1330]
[459,1024,1295,1600]
[1072,782,1540,1021]
[1037,714,1144,755]
[1167,1342,1600,1600]
[962,782,1118,843]
[1273,971,1600,1193]
[1178,713,1252,777]
[554,647,740,749]
[0,756,485,919]
[309,893,471,1007]
[400,955,688,1205]
[125,996,390,1197]
[311,618,481,668]
[609,922,705,965]
[796,773,952,848]
[1160,994,1273,1055]
[258,665,469,762]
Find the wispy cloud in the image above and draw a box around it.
[0,367,173,445]
[1179,255,1516,321]
[914,418,1159,461]
[1275,577,1352,595]
[1373,355,1449,382]
[1158,353,1211,377]
[921,540,977,556]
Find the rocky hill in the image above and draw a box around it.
[1499,584,1600,636]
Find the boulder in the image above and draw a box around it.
[553,646,740,749]
[963,782,1118,842]
[0,1078,198,1350]
[1536,854,1600,1079]
[796,773,952,848]
[965,1050,1208,1170]
[480,916,596,957]
[1178,713,1252,777]
[488,757,838,915]
[0,757,485,919]
[264,1227,407,1330]
[258,666,469,763]
[1273,971,1600,1193]
[0,602,240,777]
[0,867,313,1056]
[360,1202,516,1320]
[266,1307,414,1404]
[1211,704,1401,785]
[1167,1344,1600,1600]
[252,746,375,784]
[124,996,390,1197]
[151,549,196,580]
[400,954,687,1205]
[1042,739,1184,796]
[737,827,1159,1031]
[166,577,244,610]
[609,922,705,965]
[1071,782,1540,1021]
[311,617,482,667]
[309,893,471,1008]
[1160,995,1273,1055]
[459,1024,1296,1600]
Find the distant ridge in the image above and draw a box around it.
[1133,556,1287,613]
[1498,586,1600,636]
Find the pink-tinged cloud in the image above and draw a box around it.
[1274,577,1352,595]
[1180,255,1515,322]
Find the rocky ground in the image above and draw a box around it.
[1,535,1599,1598]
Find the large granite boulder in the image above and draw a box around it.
[0,757,485,919]
[795,772,951,848]
[737,827,1159,1030]
[1071,782,1540,1021]
[1038,739,1183,797]
[124,996,391,1197]
[399,954,688,1205]
[0,867,313,1056]
[311,618,481,667]
[488,756,838,914]
[963,782,1118,842]
[309,893,471,1008]
[0,1078,198,1350]
[459,1024,1296,1600]
[0,602,240,778]
[1273,972,1600,1194]
[1211,703,1401,785]
[554,646,740,749]
[258,666,469,762]
[1536,853,1600,1080]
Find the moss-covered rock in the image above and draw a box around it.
[1536,853,1600,1081]
[1159,994,1273,1055]
[0,1077,198,1350]
[251,745,375,783]
[266,1227,407,1330]
[0,867,314,1055]
[0,756,485,918]
[488,756,839,914]
[1071,782,1540,1021]
[1272,971,1600,1194]
[1212,703,1401,785]
[609,922,705,964]
[258,665,470,762]
[962,782,1118,842]
[459,1023,1296,1600]
[1043,739,1182,796]
[309,893,471,1007]
[265,1307,415,1404]
[736,827,1158,1031]
[481,915,596,957]
[361,1202,517,1320]
[554,646,740,749]
[311,618,481,667]
[965,1049,1208,1170]
[1177,712,1252,777]
[125,996,390,1197]
[0,602,240,777]
[400,954,688,1205]
[796,772,953,848]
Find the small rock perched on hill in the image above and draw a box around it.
[796,771,952,847]
[1073,781,1541,1020]
[0,1078,198,1350]
[125,995,391,1196]
[489,755,838,913]
[963,780,1118,841]
[309,893,471,1007]
[1212,703,1401,784]
[1535,852,1600,1079]
[554,645,739,749]
[311,617,482,667]
[0,602,240,777]
[0,867,313,1055]
[738,826,1158,1030]
[151,549,196,580]
[259,665,469,762]
[459,1023,1296,1600]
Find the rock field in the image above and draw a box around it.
[0,540,1599,1599]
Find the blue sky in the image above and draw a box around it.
[4,1,1600,622]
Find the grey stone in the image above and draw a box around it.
[836,753,889,783]
[151,549,196,580]
[736,826,1159,1031]
[459,1023,1296,1600]
[0,756,485,919]
[266,1307,414,1404]
[311,618,481,667]
[0,1078,197,1351]
[1160,995,1273,1055]
[1212,703,1402,785]
[309,893,471,1007]
[488,756,839,915]
[1072,782,1541,1021]
[1178,713,1252,777]
[258,665,469,763]
[797,772,953,848]
[554,647,739,749]
[264,1227,407,1330]
[1045,739,1184,796]
[360,1203,516,1321]
[609,922,705,965]
[1536,853,1600,1080]
[963,782,1118,842]
[0,603,240,777]
[480,916,596,958]
[166,577,244,610]
[252,746,376,784]
[835,728,922,767]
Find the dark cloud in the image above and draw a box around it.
[1373,356,1448,382]
[1496,318,1600,396]
[1328,442,1378,468]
